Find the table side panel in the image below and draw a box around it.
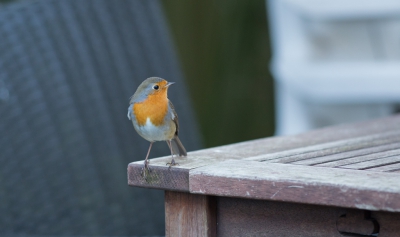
[190,160,400,212]
[217,197,343,237]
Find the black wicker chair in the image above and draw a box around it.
[0,0,201,235]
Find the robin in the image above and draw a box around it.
[127,77,187,172]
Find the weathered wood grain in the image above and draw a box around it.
[127,162,189,191]
[189,160,400,212]
[294,144,400,166]
[165,191,216,237]
[367,162,400,172]
[372,211,400,237]
[128,116,400,237]
[128,115,400,191]
[339,156,400,170]
[245,130,400,164]
[128,116,400,236]
[315,144,400,167]
[217,197,343,237]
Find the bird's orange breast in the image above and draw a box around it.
[133,90,169,126]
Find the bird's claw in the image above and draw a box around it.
[141,160,151,178]
[166,158,179,169]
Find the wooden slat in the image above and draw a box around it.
[339,156,400,170]
[128,115,400,191]
[189,160,400,212]
[165,191,216,237]
[315,144,400,167]
[366,162,400,172]
[293,144,400,166]
[245,130,400,164]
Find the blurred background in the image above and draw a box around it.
[1,0,400,236]
[163,1,275,147]
[0,0,272,236]
[268,0,400,136]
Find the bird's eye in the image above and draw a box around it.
[153,85,159,90]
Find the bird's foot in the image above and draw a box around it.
[141,160,151,178]
[166,158,179,169]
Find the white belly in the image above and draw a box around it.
[134,118,175,142]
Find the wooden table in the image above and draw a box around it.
[128,115,400,237]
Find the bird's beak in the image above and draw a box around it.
[165,82,175,88]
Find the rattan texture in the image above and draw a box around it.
[0,0,201,235]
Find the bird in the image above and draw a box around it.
[127,77,187,173]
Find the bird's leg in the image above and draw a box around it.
[166,140,179,167]
[144,142,153,168]
[166,140,174,157]
[141,142,153,178]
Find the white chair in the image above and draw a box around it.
[268,0,400,135]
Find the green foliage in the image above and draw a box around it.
[163,1,275,147]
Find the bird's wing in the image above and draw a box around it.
[168,100,179,136]
[127,104,134,120]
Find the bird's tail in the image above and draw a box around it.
[171,136,187,157]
